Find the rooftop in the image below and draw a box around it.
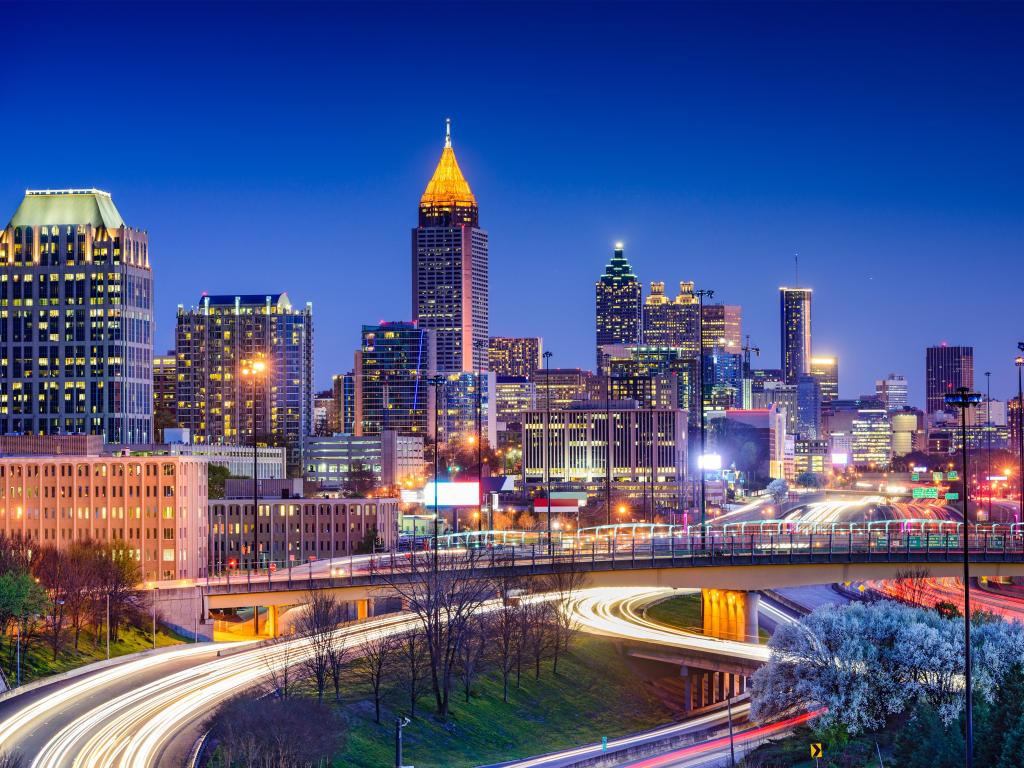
[420,119,476,208]
[9,189,126,229]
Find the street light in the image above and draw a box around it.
[241,357,267,574]
[427,375,445,573]
[543,350,554,556]
[695,289,714,534]
[944,385,982,768]
[474,338,488,532]
[985,371,992,522]
[1016,348,1024,523]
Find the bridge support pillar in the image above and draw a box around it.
[357,599,369,621]
[265,605,279,637]
[702,589,759,643]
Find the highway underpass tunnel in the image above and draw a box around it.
[701,589,760,643]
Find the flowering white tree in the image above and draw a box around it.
[750,600,1024,734]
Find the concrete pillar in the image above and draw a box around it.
[745,592,760,643]
[265,605,279,637]
[357,599,369,621]
[681,666,692,712]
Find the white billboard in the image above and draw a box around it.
[422,481,480,507]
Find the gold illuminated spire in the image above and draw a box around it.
[420,119,476,208]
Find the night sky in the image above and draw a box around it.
[4,2,1022,404]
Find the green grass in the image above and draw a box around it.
[645,594,771,643]
[4,622,188,685]
[327,635,674,768]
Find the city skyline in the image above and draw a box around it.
[3,2,1023,405]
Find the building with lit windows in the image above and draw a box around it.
[412,121,488,376]
[926,345,974,416]
[532,368,601,411]
[793,438,829,476]
[353,322,435,439]
[153,352,177,440]
[303,432,425,489]
[331,372,356,434]
[495,376,536,425]
[701,304,742,353]
[809,356,839,402]
[780,287,812,384]
[795,374,822,439]
[0,448,207,581]
[0,189,153,443]
[851,408,892,468]
[488,337,541,379]
[522,403,687,507]
[876,373,908,411]
[642,281,699,354]
[595,243,642,368]
[174,292,313,476]
[890,409,923,457]
[436,371,496,446]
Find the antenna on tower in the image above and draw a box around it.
[794,252,799,287]
[445,118,452,148]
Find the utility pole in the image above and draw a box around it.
[543,350,554,556]
[1016,346,1024,524]
[428,376,445,574]
[726,695,736,767]
[395,716,410,768]
[475,339,487,532]
[695,289,714,535]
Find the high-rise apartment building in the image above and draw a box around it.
[701,304,742,353]
[780,287,812,384]
[175,293,314,476]
[0,189,153,442]
[809,356,839,402]
[412,121,488,375]
[353,322,435,438]
[488,337,542,378]
[876,374,909,411]
[153,351,177,439]
[595,243,642,367]
[851,408,892,467]
[331,372,356,434]
[925,345,974,415]
[795,374,822,439]
[642,281,699,354]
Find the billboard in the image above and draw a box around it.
[422,481,481,507]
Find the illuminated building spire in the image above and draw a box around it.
[445,117,451,148]
[419,118,477,221]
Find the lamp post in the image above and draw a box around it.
[695,289,714,534]
[241,358,267,573]
[605,371,612,526]
[475,339,487,533]
[427,376,445,573]
[986,371,992,521]
[543,350,554,556]
[944,386,982,768]
[1016,347,1024,523]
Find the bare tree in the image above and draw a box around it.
[490,570,525,702]
[540,559,588,675]
[262,630,300,700]
[522,597,550,680]
[894,567,932,607]
[32,547,70,661]
[397,626,431,719]
[294,591,344,703]
[457,612,491,703]
[380,548,491,719]
[352,630,396,723]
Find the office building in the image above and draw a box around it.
[600,345,696,417]
[704,347,743,411]
[495,376,536,426]
[313,390,335,436]
[926,345,974,415]
[780,287,812,384]
[331,372,356,434]
[809,356,839,402]
[702,304,742,353]
[876,374,909,412]
[175,292,314,476]
[522,403,687,507]
[595,243,642,368]
[851,409,892,468]
[763,382,799,435]
[353,322,435,438]
[642,281,699,353]
[0,449,207,580]
[890,409,922,457]
[716,407,787,484]
[153,352,177,439]
[532,368,600,411]
[435,370,496,446]
[489,337,542,379]
[303,432,425,489]
[110,429,288,480]
[209,490,398,571]
[795,374,822,439]
[794,439,829,477]
[0,189,153,442]
[412,121,488,375]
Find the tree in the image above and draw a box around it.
[352,630,395,723]
[207,464,232,500]
[354,525,380,555]
[766,478,789,507]
[91,544,140,643]
[893,567,932,607]
[540,559,587,675]
[456,613,490,703]
[295,591,344,703]
[397,627,431,719]
[32,547,71,660]
[490,570,525,702]
[522,596,550,681]
[795,471,827,489]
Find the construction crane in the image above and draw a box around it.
[741,335,760,377]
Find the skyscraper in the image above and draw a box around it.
[780,287,811,384]
[876,373,909,411]
[354,322,435,438]
[153,352,177,439]
[796,374,822,439]
[0,189,153,442]
[175,292,314,475]
[595,243,642,367]
[412,120,488,375]
[642,281,699,354]
[809,355,839,402]
[925,345,974,415]
[489,337,542,378]
[701,303,742,353]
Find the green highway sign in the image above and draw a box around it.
[945,492,959,500]
[913,487,939,499]
[933,472,944,482]
[947,471,959,480]
[911,473,920,481]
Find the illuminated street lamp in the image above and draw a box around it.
[1015,349,1024,523]
[543,350,554,556]
[426,375,446,572]
[241,357,267,573]
[944,385,982,768]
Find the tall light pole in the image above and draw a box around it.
[606,371,612,526]
[427,376,445,573]
[475,339,487,532]
[543,350,554,555]
[1016,347,1024,523]
[695,289,714,533]
[241,357,267,572]
[945,385,982,768]
[986,371,992,521]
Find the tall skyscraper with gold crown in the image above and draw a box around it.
[412,119,489,374]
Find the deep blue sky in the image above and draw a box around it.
[4,2,1023,404]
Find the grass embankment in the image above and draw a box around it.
[331,635,672,768]
[6,623,188,685]
[645,594,771,643]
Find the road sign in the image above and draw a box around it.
[810,743,824,758]
[933,472,943,482]
[907,536,922,548]
[948,471,959,480]
[945,492,960,501]
[269,562,278,573]
[911,473,920,482]
[913,487,939,499]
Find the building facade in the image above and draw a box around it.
[353,322,435,438]
[809,355,839,402]
[0,189,153,443]
[175,292,313,477]
[642,281,699,354]
[779,287,812,384]
[412,121,488,375]
[595,244,642,368]
[701,304,742,353]
[488,337,542,379]
[851,408,892,468]
[876,373,909,411]
[153,352,177,440]
[926,345,974,415]
[331,372,356,434]
[0,452,207,580]
[303,432,425,489]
